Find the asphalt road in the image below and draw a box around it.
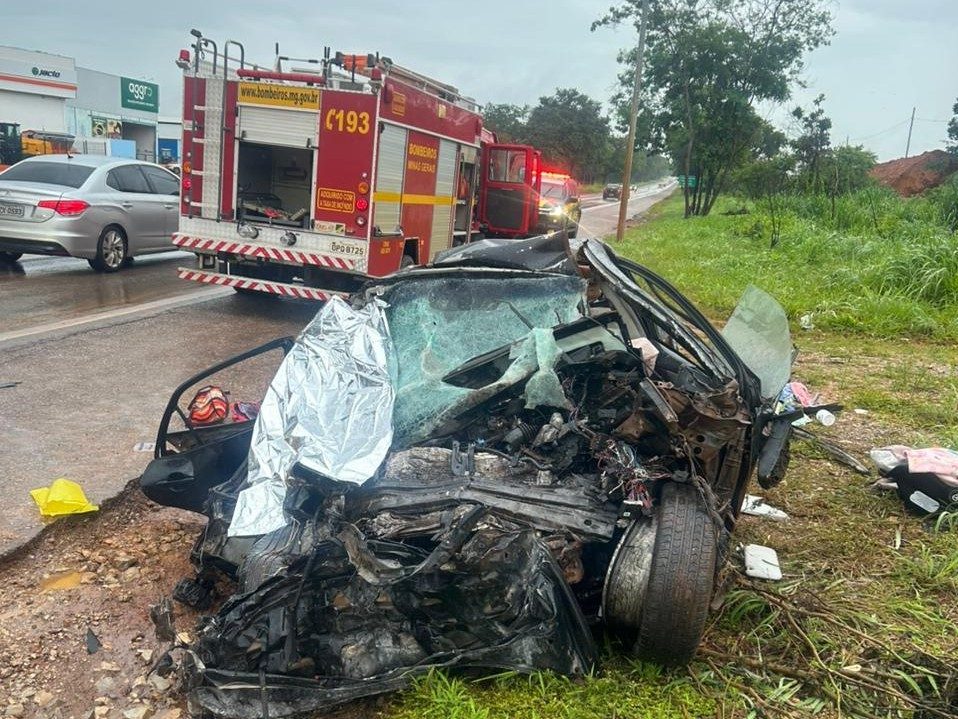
[0,181,676,556]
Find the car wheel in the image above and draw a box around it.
[605,482,717,666]
[639,482,717,664]
[88,227,127,272]
[0,252,22,263]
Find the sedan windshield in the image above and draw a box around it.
[0,162,95,189]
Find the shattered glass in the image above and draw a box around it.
[721,285,793,399]
[229,298,395,537]
[384,275,586,444]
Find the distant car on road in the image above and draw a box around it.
[0,154,180,271]
[602,183,621,200]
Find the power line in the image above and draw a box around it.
[848,118,910,143]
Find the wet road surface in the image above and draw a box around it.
[0,250,215,336]
[0,182,675,556]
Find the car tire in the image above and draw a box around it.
[0,252,23,263]
[636,482,718,665]
[88,227,127,272]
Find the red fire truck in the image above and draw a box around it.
[173,32,548,300]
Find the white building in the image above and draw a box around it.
[1,45,173,163]
[0,46,76,132]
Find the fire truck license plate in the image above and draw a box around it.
[0,203,25,218]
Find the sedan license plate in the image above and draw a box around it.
[0,202,25,218]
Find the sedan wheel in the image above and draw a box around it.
[89,228,127,272]
[604,482,718,666]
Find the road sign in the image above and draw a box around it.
[677,175,698,188]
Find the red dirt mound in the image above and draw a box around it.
[870,150,958,197]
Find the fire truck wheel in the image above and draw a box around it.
[400,254,416,269]
[88,226,127,273]
[0,252,22,263]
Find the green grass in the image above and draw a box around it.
[617,190,958,340]
[389,663,719,719]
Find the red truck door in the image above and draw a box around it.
[479,144,541,237]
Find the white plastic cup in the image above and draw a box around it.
[815,409,836,427]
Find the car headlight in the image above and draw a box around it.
[549,205,563,217]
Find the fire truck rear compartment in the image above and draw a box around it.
[236,142,313,227]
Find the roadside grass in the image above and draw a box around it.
[382,192,958,719]
[618,193,958,340]
[389,663,717,719]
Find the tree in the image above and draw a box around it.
[735,155,794,247]
[482,103,529,143]
[596,0,834,217]
[523,88,613,182]
[791,94,832,192]
[947,98,958,155]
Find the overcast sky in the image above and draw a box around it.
[3,0,955,161]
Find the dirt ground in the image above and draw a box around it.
[869,149,958,196]
[0,486,202,719]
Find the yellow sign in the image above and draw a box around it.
[317,187,356,214]
[324,108,371,134]
[237,82,320,111]
[393,91,406,117]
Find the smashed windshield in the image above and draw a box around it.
[385,274,586,444]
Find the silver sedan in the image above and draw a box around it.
[0,154,180,272]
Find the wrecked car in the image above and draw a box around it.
[140,234,795,717]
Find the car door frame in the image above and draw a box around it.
[140,164,181,248]
[105,163,167,253]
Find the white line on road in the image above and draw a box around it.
[0,287,231,347]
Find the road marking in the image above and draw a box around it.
[0,287,231,346]
[581,186,671,213]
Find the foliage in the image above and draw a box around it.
[734,155,794,246]
[618,193,958,339]
[595,0,834,217]
[388,663,717,719]
[947,97,958,154]
[791,94,832,192]
[482,93,670,184]
[927,173,958,233]
[482,103,528,144]
[819,144,877,195]
[523,88,613,182]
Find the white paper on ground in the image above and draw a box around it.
[741,494,790,521]
[744,544,783,581]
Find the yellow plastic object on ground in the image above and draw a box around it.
[30,478,99,517]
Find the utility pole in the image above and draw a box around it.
[905,106,916,158]
[615,0,650,242]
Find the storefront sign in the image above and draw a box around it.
[0,48,77,98]
[121,77,159,113]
